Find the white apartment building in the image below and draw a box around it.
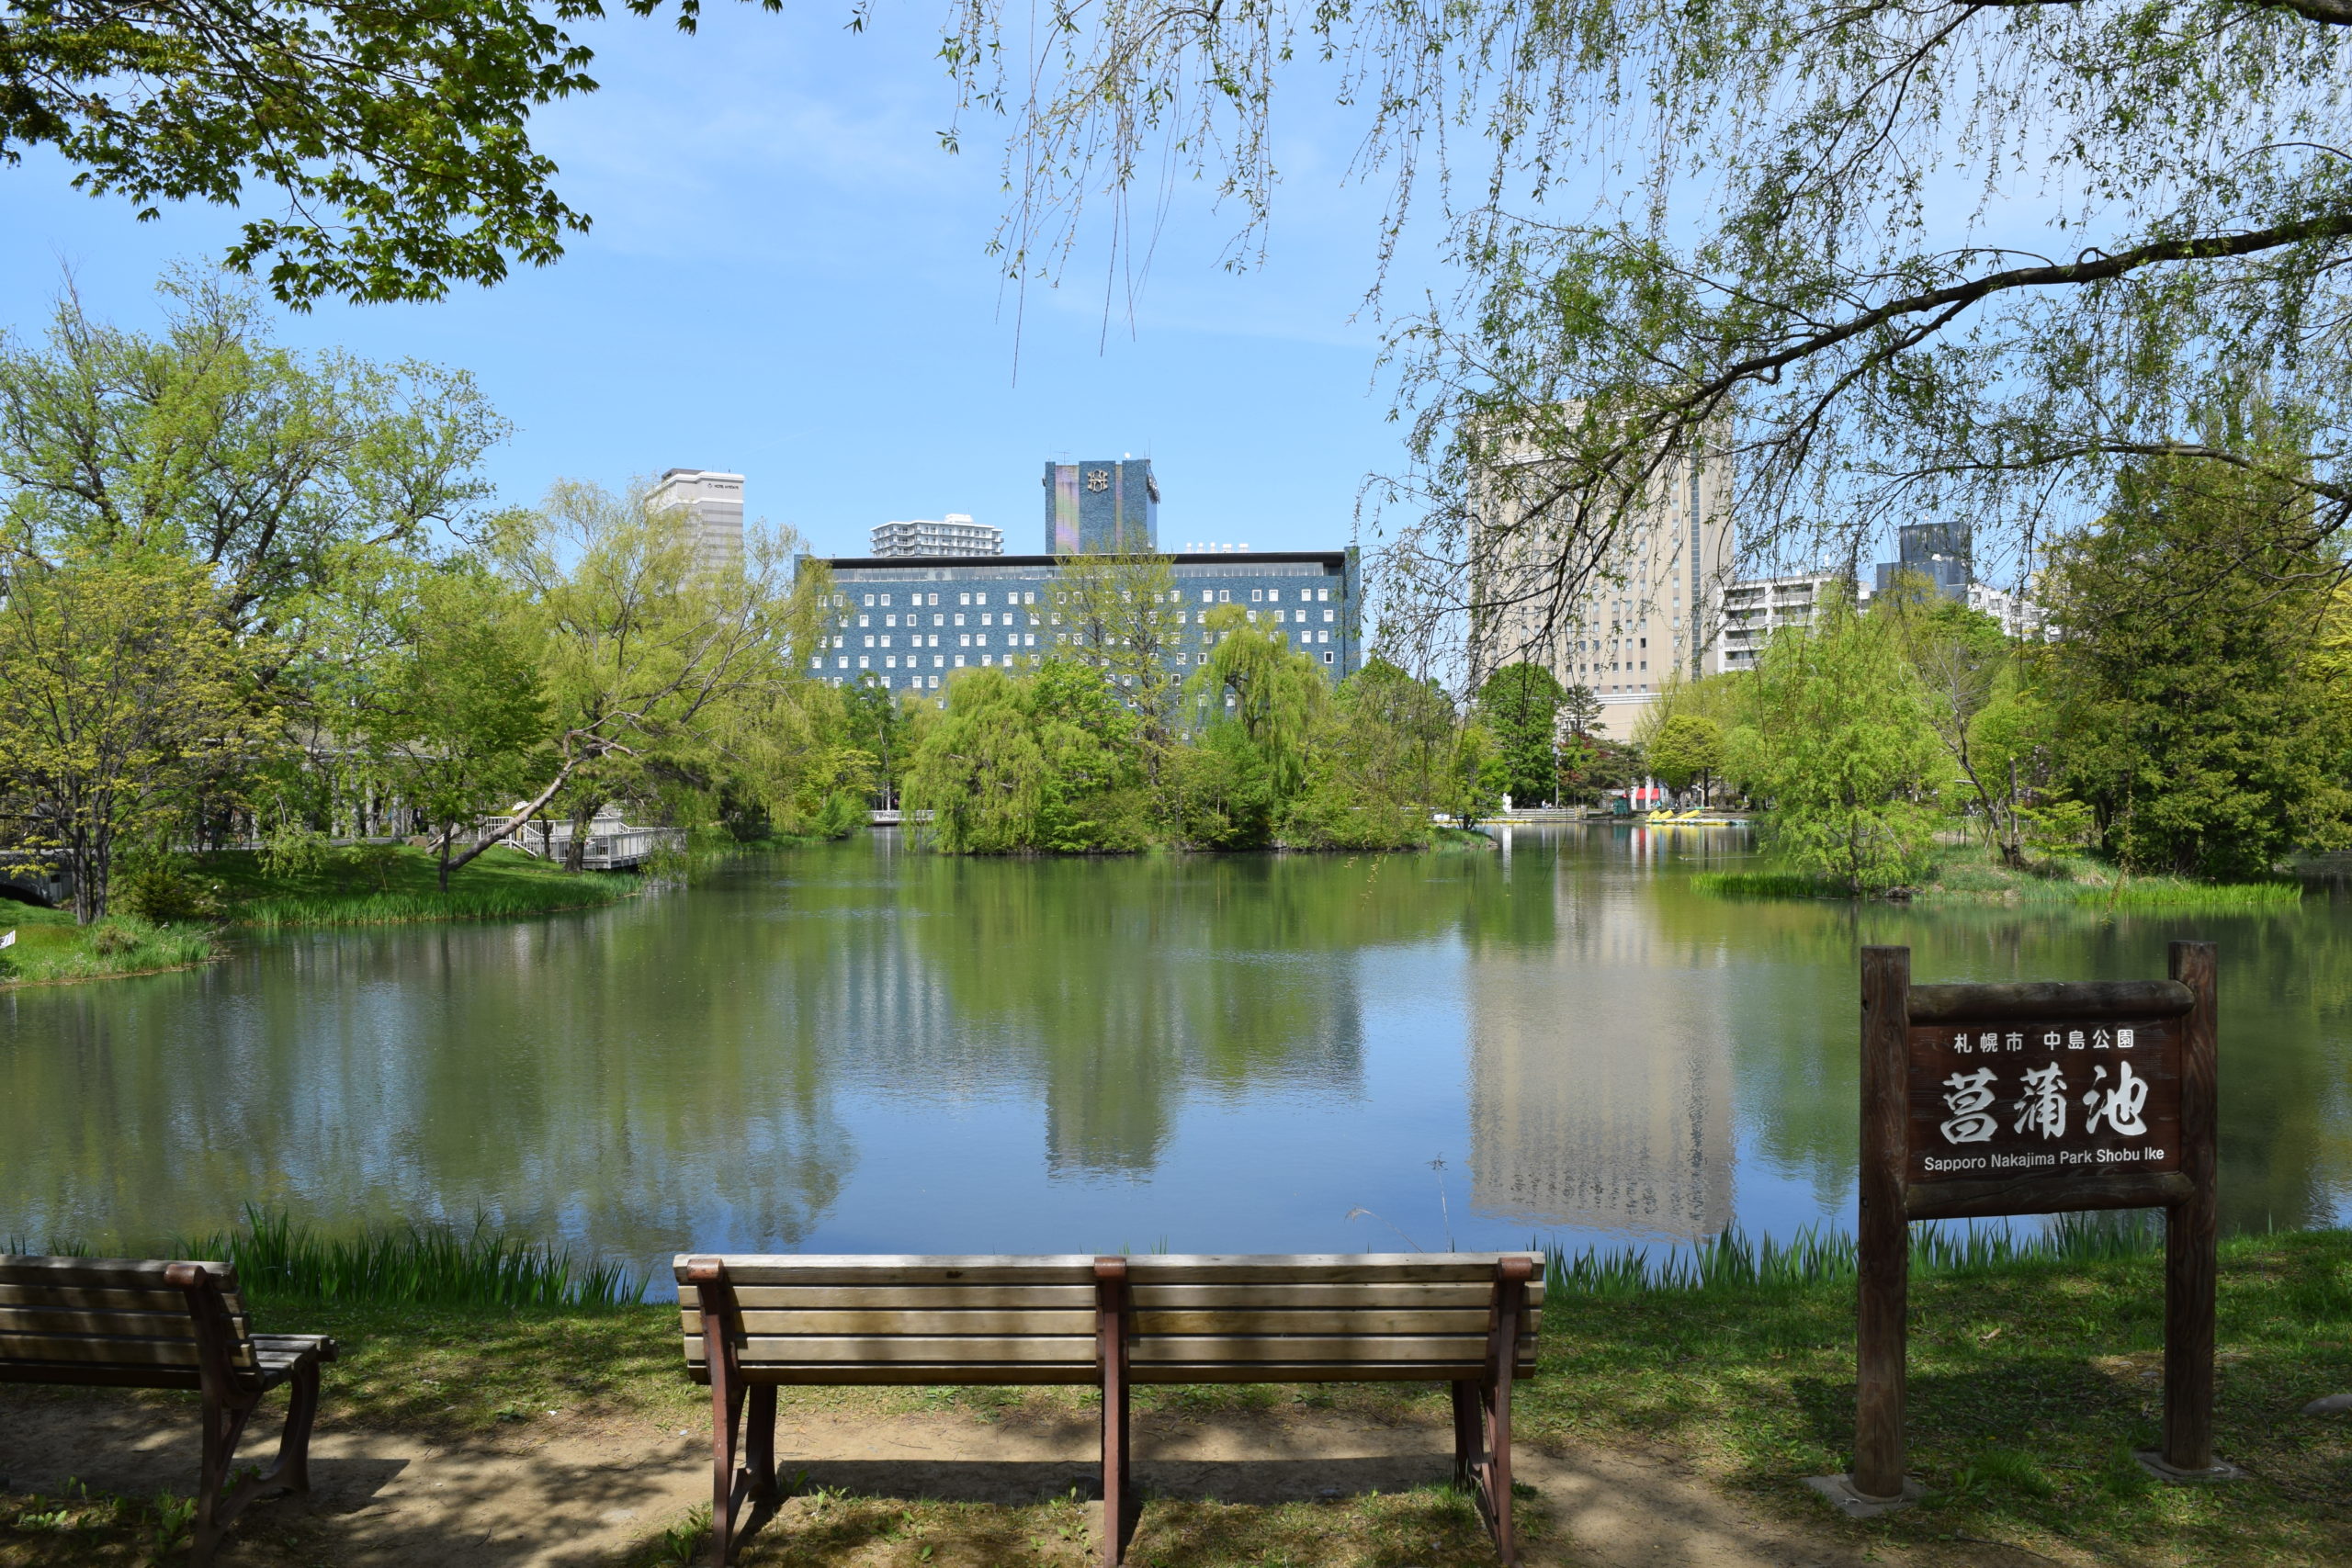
[1472,439,1736,740]
[648,468,746,572]
[1713,571,1850,672]
[870,514,1003,558]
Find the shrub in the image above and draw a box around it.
[109,852,220,924]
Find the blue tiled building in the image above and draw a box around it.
[1044,458,1158,554]
[804,548,1363,697]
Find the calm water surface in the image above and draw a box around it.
[4,827,2347,1282]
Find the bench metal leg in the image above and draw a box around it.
[270,1357,323,1496]
[1463,1258,1532,1565]
[746,1383,778,1499]
[190,1384,258,1568]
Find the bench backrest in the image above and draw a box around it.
[678,1256,1103,1385]
[0,1257,261,1391]
[1123,1254,1542,1382]
[675,1252,1542,1386]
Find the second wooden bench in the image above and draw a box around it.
[676,1250,1542,1565]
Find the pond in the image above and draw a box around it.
[3,827,2346,1284]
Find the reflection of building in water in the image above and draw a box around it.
[1467,867,1733,1238]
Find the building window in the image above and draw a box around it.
[863,636,874,648]
[1323,650,1333,664]
[1317,588,1329,601]
[958,592,971,606]
[955,655,966,667]
[1323,609,1334,623]
[836,656,847,669]
[1218,590,1231,603]
[1250,589,1262,602]
[858,656,869,669]
[1024,634,1035,647]
[1024,592,1036,604]
[886,656,897,668]
[1200,591,1213,604]
[933,655,943,667]
[976,592,989,605]
[863,594,875,607]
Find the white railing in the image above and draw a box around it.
[502,823,683,870]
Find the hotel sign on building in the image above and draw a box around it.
[804,549,1362,696]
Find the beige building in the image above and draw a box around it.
[649,468,746,573]
[1470,436,1736,739]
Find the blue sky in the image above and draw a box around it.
[0,3,1434,560]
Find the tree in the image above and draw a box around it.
[1556,731,1641,805]
[357,562,550,890]
[0,274,504,657]
[952,0,2352,652]
[1173,604,1330,846]
[1055,551,1186,784]
[2041,457,2352,878]
[899,661,1148,853]
[0,549,263,920]
[842,676,911,809]
[473,477,820,875]
[1436,723,1506,829]
[1879,577,2023,863]
[1645,714,1724,802]
[1,0,781,304]
[1281,660,1453,848]
[1476,662,1565,806]
[1725,592,1951,895]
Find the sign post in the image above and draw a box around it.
[1818,941,2231,1514]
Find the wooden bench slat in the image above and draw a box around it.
[0,1306,229,1337]
[673,1256,1100,1287]
[1124,1256,1537,1284]
[0,1258,240,1292]
[685,1309,1095,1337]
[688,1285,1097,1312]
[0,1333,218,1366]
[1130,1309,1502,1336]
[0,1285,231,1312]
[1129,1335,1496,1364]
[1128,1283,1507,1310]
[686,1335,1097,1366]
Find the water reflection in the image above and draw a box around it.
[0,829,2344,1267]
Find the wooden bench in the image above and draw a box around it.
[0,1256,337,1566]
[677,1251,1542,1566]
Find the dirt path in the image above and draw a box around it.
[0,1392,1999,1568]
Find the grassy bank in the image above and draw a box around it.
[1697,842,2307,911]
[0,904,219,988]
[201,843,639,926]
[2,1221,2342,1565]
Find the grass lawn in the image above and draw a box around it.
[0,901,217,988]
[199,843,640,926]
[4,1229,2343,1565]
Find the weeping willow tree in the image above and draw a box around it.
[944,0,2352,667]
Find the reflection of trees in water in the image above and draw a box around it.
[866,850,1515,1178]
[0,903,854,1261]
[1640,874,2352,1231]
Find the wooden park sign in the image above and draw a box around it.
[1836,941,2228,1510]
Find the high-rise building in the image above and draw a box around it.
[1872,522,1971,601]
[649,468,746,572]
[871,514,1003,558]
[1469,434,1736,739]
[1044,458,1158,554]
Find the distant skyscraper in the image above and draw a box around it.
[1873,522,1971,601]
[649,469,745,572]
[871,514,1003,558]
[1043,457,1158,554]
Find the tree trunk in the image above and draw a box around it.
[562,799,600,873]
[437,829,454,893]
